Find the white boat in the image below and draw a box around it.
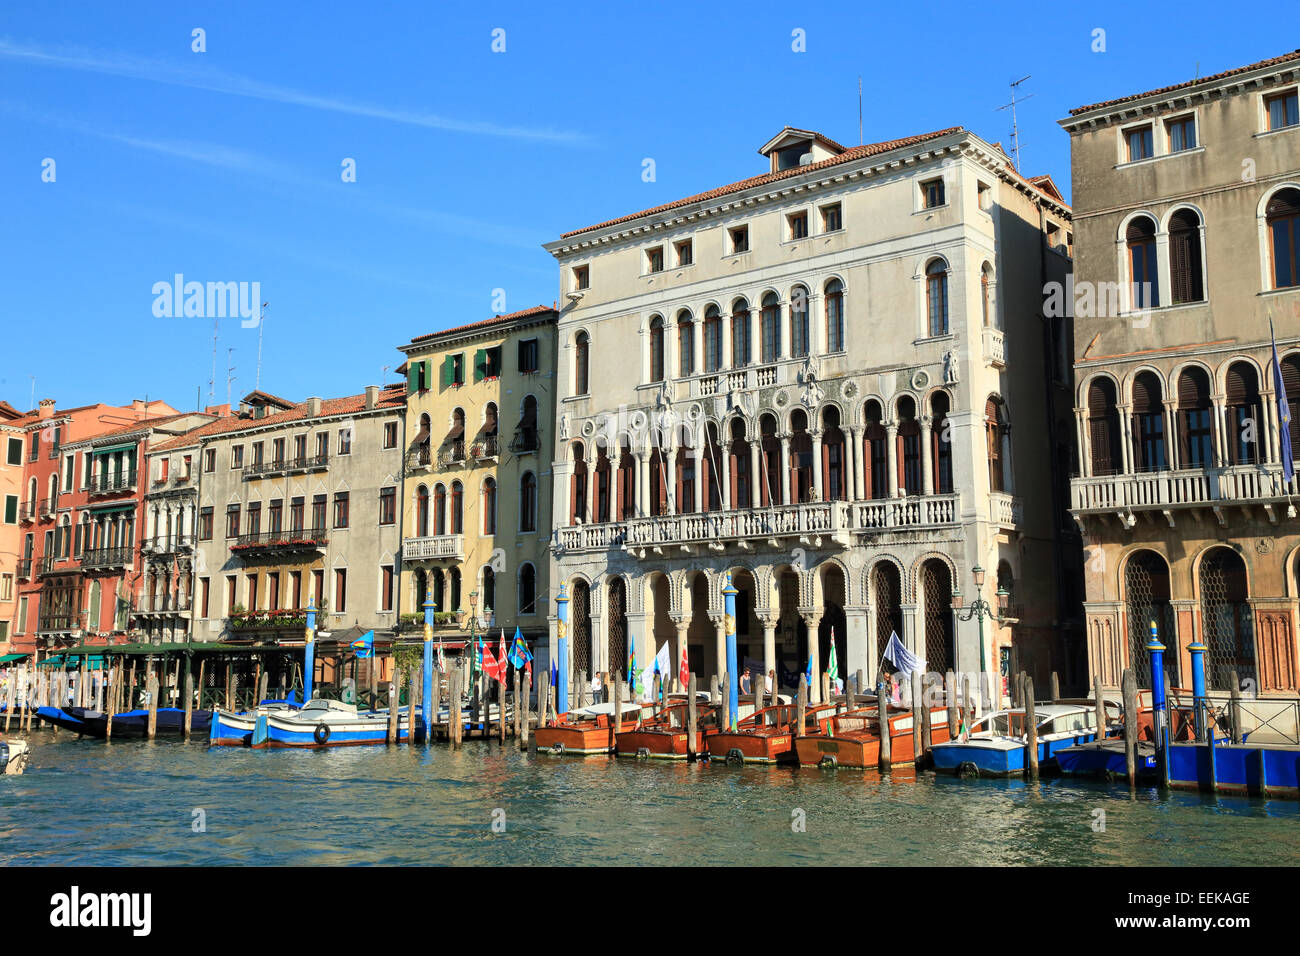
[252,699,413,748]
[931,704,1113,776]
[1,738,30,775]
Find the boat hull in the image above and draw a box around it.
[703,729,795,764]
[796,719,953,768]
[535,723,617,755]
[252,711,411,748]
[1167,741,1300,797]
[1055,739,1158,779]
[932,732,1099,776]
[615,728,702,759]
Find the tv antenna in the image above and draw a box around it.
[209,316,219,404]
[995,75,1033,171]
[858,76,863,145]
[226,348,237,407]
[255,302,269,390]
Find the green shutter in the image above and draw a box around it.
[407,363,420,394]
[442,355,454,388]
[473,348,487,383]
[4,495,16,524]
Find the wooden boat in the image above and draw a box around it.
[1,738,30,775]
[615,702,718,759]
[1056,738,1159,780]
[250,699,411,748]
[71,706,212,738]
[209,700,302,746]
[931,704,1115,776]
[703,702,836,765]
[35,706,87,734]
[795,704,953,768]
[536,701,655,756]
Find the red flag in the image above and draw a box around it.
[482,641,506,683]
[679,642,689,687]
[498,630,508,682]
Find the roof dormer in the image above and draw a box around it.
[758,127,848,173]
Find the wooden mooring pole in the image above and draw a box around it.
[146,668,159,740]
[1025,676,1038,779]
[408,666,418,745]
[1123,668,1138,788]
[183,660,194,740]
[1094,674,1106,740]
[945,670,957,738]
[795,674,807,738]
[911,670,922,762]
[687,673,698,759]
[877,674,892,772]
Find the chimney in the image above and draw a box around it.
[307,397,321,416]
[203,403,232,418]
[365,385,379,410]
[38,399,56,420]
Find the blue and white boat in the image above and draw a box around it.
[1056,738,1159,780]
[931,704,1107,776]
[209,698,303,747]
[249,699,413,748]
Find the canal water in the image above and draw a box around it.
[3,729,1298,866]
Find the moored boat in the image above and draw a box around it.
[209,700,302,747]
[795,704,952,768]
[703,702,836,765]
[251,699,411,748]
[35,706,88,734]
[615,701,718,759]
[1,738,30,774]
[931,704,1111,776]
[1055,738,1159,780]
[536,701,655,756]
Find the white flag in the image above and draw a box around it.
[884,631,925,679]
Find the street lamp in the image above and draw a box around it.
[952,564,1005,677]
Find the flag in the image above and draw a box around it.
[508,628,533,669]
[482,640,507,683]
[498,629,508,680]
[550,657,558,690]
[679,642,689,687]
[654,641,671,684]
[436,640,447,674]
[350,630,375,659]
[1272,316,1294,479]
[826,628,839,683]
[628,647,639,696]
[471,634,482,682]
[883,631,925,679]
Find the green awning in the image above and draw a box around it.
[92,443,137,456]
[89,503,137,515]
[0,653,28,663]
[37,655,65,667]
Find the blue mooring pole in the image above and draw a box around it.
[723,574,739,731]
[1188,639,1208,742]
[422,596,435,744]
[1146,620,1168,784]
[303,601,317,703]
[555,583,570,714]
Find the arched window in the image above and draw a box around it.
[570,442,587,525]
[520,471,537,532]
[450,480,463,534]
[980,263,993,328]
[1125,550,1177,688]
[1087,378,1122,475]
[482,477,497,534]
[704,305,723,372]
[1168,209,1204,303]
[677,310,695,376]
[824,279,844,352]
[1177,367,1214,468]
[1127,216,1160,308]
[729,417,751,508]
[1282,354,1300,469]
[1225,362,1262,465]
[925,260,949,336]
[518,562,536,615]
[1199,547,1255,690]
[864,400,888,500]
[731,298,751,366]
[821,406,845,500]
[594,445,611,523]
[1267,188,1300,290]
[789,410,813,502]
[433,483,447,535]
[574,331,590,395]
[758,414,780,505]
[760,293,781,363]
[931,391,953,493]
[449,567,461,614]
[1131,372,1166,471]
[896,396,921,495]
[482,566,495,617]
[431,569,445,614]
[649,315,665,383]
[986,397,1008,491]
[416,484,429,536]
[416,413,431,465]
[790,285,810,357]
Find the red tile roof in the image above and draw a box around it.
[241,390,295,409]
[76,412,208,444]
[150,384,406,452]
[407,305,558,346]
[559,128,965,239]
[1069,49,1300,115]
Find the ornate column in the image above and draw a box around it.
[1075,408,1092,478]
[779,432,792,505]
[758,613,777,693]
[810,428,824,502]
[1260,387,1278,465]
[1212,393,1229,466]
[850,425,865,501]
[920,414,934,496]
[1163,399,1180,470]
[802,611,822,704]
[1117,402,1134,474]
[885,421,899,497]
[635,449,649,516]
[672,617,690,693]
[749,439,761,510]
[720,447,731,511]
[585,450,597,523]
[693,440,704,513]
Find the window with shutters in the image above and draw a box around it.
[864,401,888,500]
[6,437,20,466]
[760,293,781,363]
[1267,188,1300,289]
[482,477,496,535]
[1087,379,1122,475]
[1127,216,1160,308]
[1168,208,1205,303]
[520,472,537,532]
[443,353,466,388]
[595,449,611,523]
[897,397,921,495]
[1178,367,1215,468]
[1131,372,1167,472]
[518,338,539,374]
[677,310,695,377]
[731,299,751,366]
[925,260,949,336]
[450,481,463,534]
[433,484,447,535]
[790,286,810,358]
[986,397,1008,491]
[1282,354,1300,468]
[1225,362,1262,465]
[574,332,590,395]
[649,315,665,383]
[333,492,349,528]
[730,225,749,254]
[674,239,693,267]
[646,246,664,274]
[704,306,723,372]
[474,346,502,382]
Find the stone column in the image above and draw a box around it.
[886,422,899,497]
[693,442,704,513]
[1117,403,1134,474]
[636,450,649,517]
[711,613,726,684]
[802,612,822,704]
[779,433,792,506]
[850,425,865,501]
[920,414,934,495]
[810,429,824,502]
[845,606,869,682]
[749,440,761,510]
[585,452,597,523]
[1260,387,1278,465]
[1076,408,1092,478]
[720,448,731,511]
[759,615,777,693]
[1163,400,1180,470]
[1212,393,1229,466]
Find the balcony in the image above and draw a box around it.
[406,443,433,471]
[988,491,1023,529]
[19,499,37,523]
[856,493,961,531]
[225,608,317,641]
[1071,463,1297,525]
[438,440,466,468]
[470,435,499,462]
[141,534,194,555]
[402,533,465,561]
[82,547,132,570]
[509,429,540,454]
[242,453,329,480]
[230,527,328,555]
[38,498,57,520]
[89,469,138,496]
[16,558,32,580]
[982,327,1006,369]
[35,555,57,576]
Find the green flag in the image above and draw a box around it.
[826,627,839,683]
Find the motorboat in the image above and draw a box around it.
[795,703,952,768]
[931,703,1114,776]
[615,701,719,759]
[703,702,836,765]
[535,700,655,756]
[1,738,29,774]
[209,699,303,746]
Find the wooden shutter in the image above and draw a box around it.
[407,363,420,394]
[474,348,487,383]
[441,355,454,388]
[1283,356,1300,453]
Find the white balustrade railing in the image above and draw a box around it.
[1071,464,1297,512]
[402,534,465,560]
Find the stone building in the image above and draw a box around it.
[1063,50,1300,694]
[395,306,558,648]
[543,125,1078,703]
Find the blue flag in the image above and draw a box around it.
[550,657,558,689]
[1272,316,1294,480]
[805,655,812,687]
[508,627,533,669]
[350,630,375,659]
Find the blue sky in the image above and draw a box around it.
[1,1,1293,412]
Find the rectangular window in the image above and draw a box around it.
[315,432,328,459]
[268,498,282,533]
[977,181,992,211]
[1046,222,1061,252]
[231,445,244,469]
[921,178,946,208]
[63,454,75,492]
[225,504,240,538]
[199,506,213,541]
[334,569,347,614]
[674,239,693,267]
[271,437,285,466]
[267,571,280,612]
[730,225,749,254]
[787,211,808,240]
[251,441,264,467]
[312,569,324,609]
[246,573,258,611]
[0,573,11,602]
[16,596,27,633]
[338,428,352,455]
[247,501,261,536]
[518,338,539,374]
[820,203,842,233]
[6,437,21,466]
[383,422,398,449]
[572,264,589,290]
[478,345,503,380]
[203,448,216,472]
[1266,90,1299,131]
[49,426,61,458]
[226,576,237,615]
[200,577,210,618]
[381,565,394,612]
[294,434,308,461]
[1125,125,1154,162]
[290,496,304,532]
[1166,115,1197,152]
[646,246,664,273]
[3,494,16,525]
[311,494,326,531]
[289,570,302,609]
[379,486,396,525]
[333,491,349,528]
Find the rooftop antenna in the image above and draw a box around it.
[209,316,218,404]
[226,348,237,408]
[995,75,1033,172]
[858,76,863,145]
[255,302,269,390]
[28,375,35,412]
